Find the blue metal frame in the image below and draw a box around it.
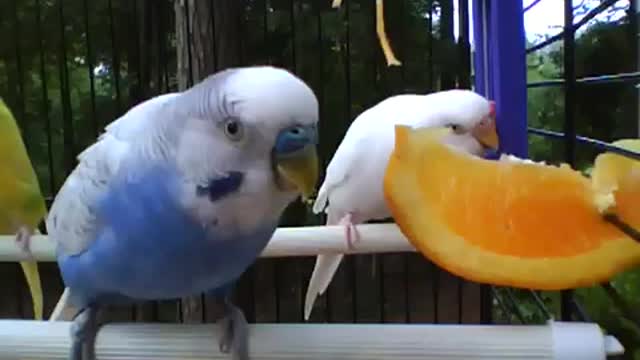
[471,0,530,325]
[472,0,528,158]
[471,0,640,328]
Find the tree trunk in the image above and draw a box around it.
[175,0,243,90]
[174,0,245,323]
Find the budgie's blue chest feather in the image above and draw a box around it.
[58,223,276,306]
[56,165,277,308]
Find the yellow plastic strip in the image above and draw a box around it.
[375,0,402,67]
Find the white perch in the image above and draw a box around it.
[0,223,415,262]
[0,224,415,322]
[0,320,624,360]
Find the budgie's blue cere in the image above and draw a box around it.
[46,66,320,360]
[57,164,276,308]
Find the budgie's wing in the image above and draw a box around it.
[312,143,355,214]
[311,118,375,215]
[47,132,129,256]
[0,99,46,226]
[304,129,386,320]
[0,100,40,186]
[314,94,439,213]
[46,93,179,256]
[305,150,357,320]
[306,95,455,320]
[306,106,396,320]
[0,99,46,320]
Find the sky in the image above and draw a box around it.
[452,0,630,45]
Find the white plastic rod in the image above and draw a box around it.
[0,320,623,360]
[0,223,415,262]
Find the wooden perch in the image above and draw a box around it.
[0,223,414,262]
[0,320,624,360]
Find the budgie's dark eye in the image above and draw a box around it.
[224,118,244,141]
[447,123,464,134]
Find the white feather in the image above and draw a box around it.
[304,90,493,320]
[47,93,182,255]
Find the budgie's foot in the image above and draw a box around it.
[15,226,33,257]
[339,213,360,250]
[217,300,250,360]
[69,306,99,360]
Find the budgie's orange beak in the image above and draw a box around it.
[472,101,499,150]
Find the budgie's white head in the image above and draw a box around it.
[423,89,498,154]
[169,66,319,214]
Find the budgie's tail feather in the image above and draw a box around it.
[50,287,78,321]
[304,254,344,321]
[304,212,344,321]
[19,260,43,320]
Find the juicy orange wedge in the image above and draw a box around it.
[383,126,640,290]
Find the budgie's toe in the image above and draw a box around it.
[339,213,360,250]
[15,226,33,256]
[218,302,250,360]
[69,307,99,360]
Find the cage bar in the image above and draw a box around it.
[472,0,528,158]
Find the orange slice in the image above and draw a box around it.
[592,139,640,225]
[383,126,640,290]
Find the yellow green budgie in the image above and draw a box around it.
[0,97,46,320]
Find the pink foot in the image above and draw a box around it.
[339,213,360,250]
[15,226,33,257]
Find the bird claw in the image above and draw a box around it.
[346,225,360,250]
[15,226,33,257]
[339,213,360,251]
[69,307,98,360]
[217,302,250,360]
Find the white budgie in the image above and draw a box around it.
[46,66,319,360]
[304,89,499,320]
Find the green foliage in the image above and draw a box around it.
[526,15,638,170]
[492,288,561,325]
[576,273,640,360]
[511,10,640,359]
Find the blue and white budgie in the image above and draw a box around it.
[304,89,498,320]
[46,66,319,360]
